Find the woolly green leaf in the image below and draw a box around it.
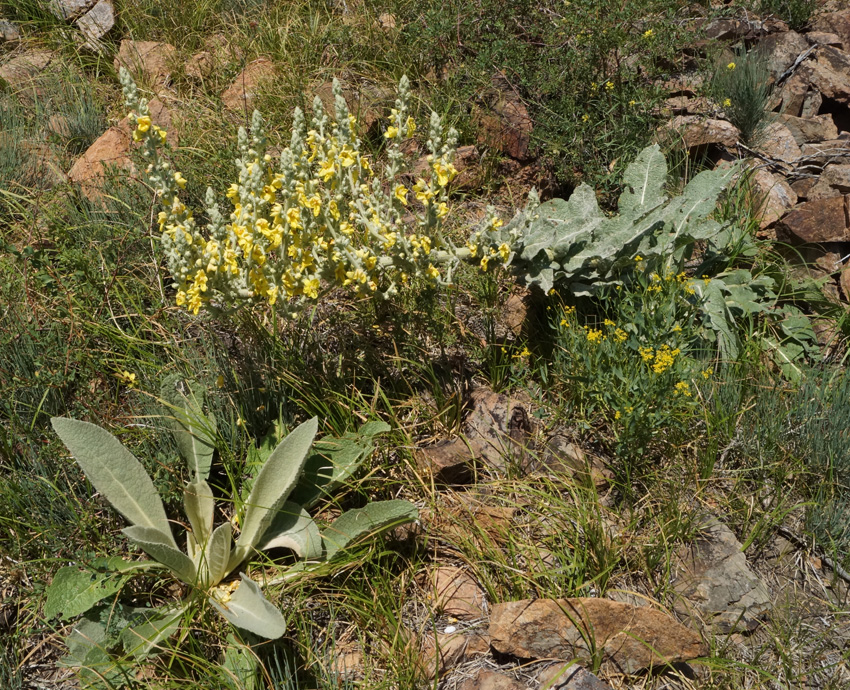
[619,144,667,215]
[323,500,418,561]
[44,566,129,620]
[258,501,322,559]
[231,417,318,570]
[519,187,601,262]
[123,526,197,584]
[51,418,176,547]
[184,480,215,545]
[121,605,184,659]
[221,635,262,690]
[210,574,287,638]
[160,374,217,481]
[200,522,233,587]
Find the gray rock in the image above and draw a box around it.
[75,0,114,49]
[457,670,524,690]
[0,19,21,44]
[809,164,850,200]
[673,517,772,633]
[537,663,612,689]
[757,122,802,163]
[811,9,850,52]
[758,30,809,82]
[47,0,95,20]
[778,113,839,144]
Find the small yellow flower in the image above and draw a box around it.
[674,381,691,396]
[723,98,732,107]
[643,28,653,37]
[427,263,440,280]
[582,114,590,122]
[629,99,636,106]
[394,184,408,205]
[585,328,604,344]
[605,80,614,91]
[384,125,399,139]
[634,255,643,262]
[174,172,187,189]
[115,370,137,387]
[614,410,622,420]
[702,368,712,379]
[613,328,627,342]
[727,62,736,70]
[405,116,416,138]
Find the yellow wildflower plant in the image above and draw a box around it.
[120,69,480,315]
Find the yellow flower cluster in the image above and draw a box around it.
[122,71,469,315]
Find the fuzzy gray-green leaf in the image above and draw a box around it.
[232,417,318,567]
[258,501,322,559]
[323,500,418,561]
[619,144,667,215]
[123,526,197,584]
[44,566,129,620]
[210,574,287,638]
[184,480,215,545]
[51,418,175,547]
[201,521,233,586]
[121,606,184,659]
[160,375,217,481]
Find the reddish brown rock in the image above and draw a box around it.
[68,98,176,198]
[750,168,797,229]
[415,440,472,484]
[0,50,54,92]
[114,39,176,89]
[777,113,838,144]
[791,177,818,200]
[221,58,275,112]
[807,31,844,49]
[457,669,524,690]
[185,51,215,80]
[777,196,850,243]
[757,122,802,162]
[476,93,533,160]
[812,9,850,52]
[776,71,819,117]
[806,46,850,104]
[422,567,487,620]
[759,30,810,82]
[840,266,850,301]
[800,138,850,164]
[489,598,708,674]
[667,116,739,149]
[418,630,490,679]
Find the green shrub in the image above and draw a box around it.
[711,47,773,147]
[758,0,816,31]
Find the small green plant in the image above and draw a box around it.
[758,0,816,31]
[45,375,416,687]
[711,47,773,147]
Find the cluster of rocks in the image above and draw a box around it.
[662,8,850,304]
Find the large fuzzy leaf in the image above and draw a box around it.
[121,605,184,659]
[184,480,215,545]
[323,500,418,561]
[123,526,197,584]
[619,144,667,215]
[230,417,318,570]
[199,522,233,587]
[51,418,176,547]
[258,501,322,559]
[221,635,262,690]
[160,375,217,481]
[210,574,287,639]
[44,566,129,621]
[519,187,601,262]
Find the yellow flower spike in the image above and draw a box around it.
[173,172,187,189]
[436,202,449,219]
[394,184,409,205]
[405,116,416,138]
[338,148,356,168]
[135,115,151,133]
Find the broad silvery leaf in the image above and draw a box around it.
[184,480,215,545]
[122,526,197,584]
[619,144,667,215]
[44,566,130,621]
[221,634,262,690]
[230,417,318,571]
[199,522,233,587]
[210,574,287,639]
[258,501,322,559]
[161,374,217,481]
[323,500,418,561]
[51,418,176,547]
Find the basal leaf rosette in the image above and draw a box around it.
[120,69,473,316]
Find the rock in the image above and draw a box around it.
[809,164,850,199]
[419,631,490,679]
[800,138,850,165]
[777,113,839,144]
[221,57,275,112]
[776,71,818,117]
[68,98,176,197]
[807,31,844,49]
[457,669,525,690]
[311,80,389,136]
[114,40,177,89]
[672,517,771,633]
[185,51,214,80]
[757,122,802,162]
[422,567,487,620]
[812,9,850,52]
[703,18,747,41]
[537,663,612,690]
[75,0,114,49]
[0,50,53,92]
[660,74,704,97]
[332,643,363,680]
[537,432,611,488]
[47,0,94,20]
[667,116,739,149]
[758,30,810,82]
[790,177,817,200]
[489,598,707,674]
[750,168,797,228]
[450,144,484,191]
[476,92,533,160]
[420,495,516,550]
[0,19,21,44]
[777,195,850,243]
[502,291,528,336]
[806,46,850,104]
[663,96,710,116]
[377,12,396,31]
[415,439,473,484]
[841,266,850,300]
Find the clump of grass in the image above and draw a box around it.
[711,47,773,147]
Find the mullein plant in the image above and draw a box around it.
[120,68,524,316]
